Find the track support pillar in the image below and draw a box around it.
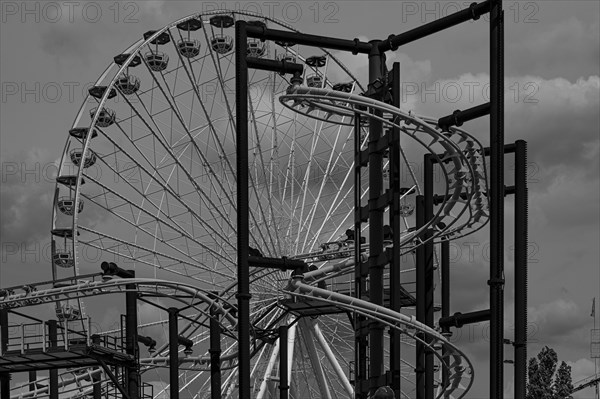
[169,308,179,399]
[126,282,139,399]
[279,325,289,399]
[48,319,58,399]
[514,140,528,398]
[210,295,222,399]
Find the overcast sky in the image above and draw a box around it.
[1,1,599,397]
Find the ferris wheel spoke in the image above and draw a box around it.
[268,73,280,205]
[255,339,279,399]
[201,23,238,139]
[248,99,282,257]
[312,321,354,397]
[294,339,319,399]
[79,172,234,270]
[299,318,333,399]
[137,58,238,224]
[292,117,322,254]
[103,123,237,252]
[77,226,234,283]
[310,176,354,248]
[299,122,353,251]
[90,126,238,262]
[136,53,236,201]
[293,56,349,249]
[304,124,355,246]
[243,68,287,256]
[280,114,306,249]
[166,28,239,199]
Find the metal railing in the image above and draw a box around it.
[2,318,92,354]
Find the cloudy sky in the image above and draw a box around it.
[1,1,599,397]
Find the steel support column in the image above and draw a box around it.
[126,283,139,399]
[48,320,58,399]
[0,374,8,399]
[368,39,386,396]
[415,196,426,399]
[489,0,505,396]
[441,240,450,397]
[28,371,36,392]
[93,367,102,399]
[423,155,435,399]
[210,295,222,399]
[0,309,9,399]
[514,140,528,398]
[235,20,252,399]
[169,308,179,399]
[388,62,402,398]
[354,111,368,398]
[279,325,289,399]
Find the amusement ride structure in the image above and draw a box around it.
[1,1,532,398]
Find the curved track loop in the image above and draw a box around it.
[284,255,474,399]
[4,269,473,399]
[280,86,489,248]
[0,278,238,333]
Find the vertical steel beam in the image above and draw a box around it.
[279,325,289,399]
[423,155,435,399]
[210,295,222,399]
[415,195,426,399]
[235,20,252,399]
[0,309,9,399]
[354,111,368,398]
[126,283,139,399]
[389,62,402,398]
[368,39,386,395]
[28,371,36,392]
[514,140,528,398]
[441,239,450,397]
[93,367,102,399]
[0,374,8,399]
[169,308,179,399]
[48,320,58,399]
[489,0,505,397]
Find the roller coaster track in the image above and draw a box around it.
[4,252,473,398]
[280,86,490,250]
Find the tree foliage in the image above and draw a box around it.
[526,346,573,399]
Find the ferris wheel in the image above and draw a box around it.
[43,9,485,399]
